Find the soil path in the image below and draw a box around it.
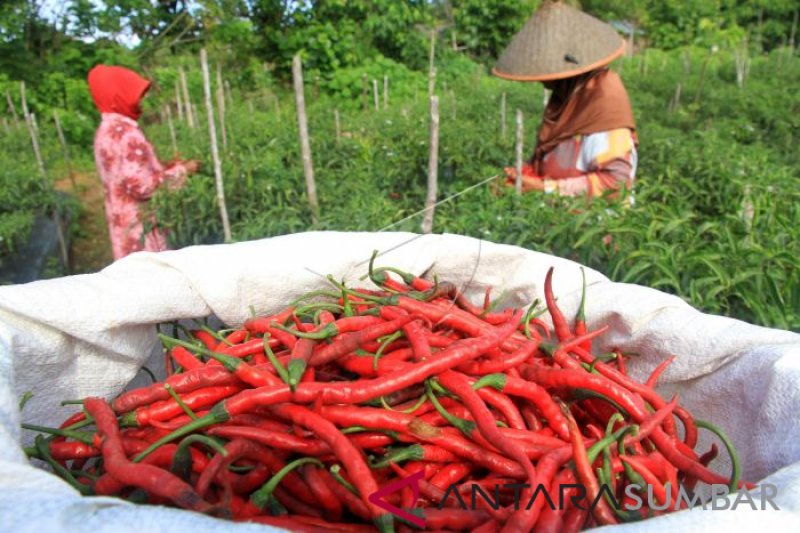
[56,171,113,274]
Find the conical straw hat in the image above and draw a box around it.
[493,1,625,82]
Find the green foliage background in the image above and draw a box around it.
[0,1,798,331]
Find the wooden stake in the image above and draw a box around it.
[180,68,195,128]
[334,109,341,144]
[500,92,507,140]
[373,79,379,111]
[515,109,523,196]
[175,83,184,122]
[20,83,46,178]
[53,109,75,188]
[428,30,437,97]
[5,89,19,128]
[200,48,232,242]
[383,75,389,109]
[22,83,68,270]
[362,74,369,110]
[224,80,233,108]
[191,103,200,129]
[428,68,437,99]
[670,82,682,112]
[165,104,178,156]
[292,54,319,224]
[216,63,228,151]
[421,95,439,234]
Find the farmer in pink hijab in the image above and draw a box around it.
[88,65,200,260]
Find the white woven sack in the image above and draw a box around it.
[0,231,799,533]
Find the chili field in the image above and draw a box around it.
[1,46,798,331]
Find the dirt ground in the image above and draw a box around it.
[56,171,113,274]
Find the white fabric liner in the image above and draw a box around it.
[0,231,798,532]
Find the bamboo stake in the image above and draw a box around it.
[165,105,178,156]
[22,83,68,270]
[428,68,437,99]
[175,83,184,122]
[216,63,228,151]
[373,79,379,111]
[500,92,507,140]
[669,82,682,113]
[292,54,319,224]
[20,83,45,177]
[362,74,369,110]
[383,75,389,109]
[334,109,341,144]
[191,103,199,129]
[515,110,523,196]
[428,29,437,97]
[5,89,19,128]
[52,109,75,188]
[421,96,439,234]
[224,80,233,108]
[180,68,195,128]
[200,48,232,242]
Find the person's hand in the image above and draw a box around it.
[503,165,545,192]
[182,159,202,175]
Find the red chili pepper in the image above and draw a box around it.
[543,267,572,342]
[121,384,245,427]
[574,267,591,352]
[112,365,243,413]
[84,397,212,512]
[171,346,204,371]
[308,315,414,367]
[271,404,392,532]
[243,307,296,334]
[563,406,617,526]
[303,463,343,521]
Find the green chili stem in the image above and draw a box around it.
[34,436,93,495]
[264,337,291,387]
[164,384,198,420]
[19,391,33,412]
[695,419,741,492]
[329,464,359,496]
[22,424,95,445]
[426,381,475,436]
[133,405,229,463]
[251,457,324,509]
[380,393,427,414]
[373,331,404,371]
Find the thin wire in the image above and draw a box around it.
[378,174,500,232]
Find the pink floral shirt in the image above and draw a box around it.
[94,113,187,260]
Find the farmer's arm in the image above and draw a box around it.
[119,127,188,201]
[547,128,637,197]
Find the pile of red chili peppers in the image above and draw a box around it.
[24,255,746,533]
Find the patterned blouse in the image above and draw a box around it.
[537,128,638,198]
[94,113,188,260]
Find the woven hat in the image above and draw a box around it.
[493,1,625,82]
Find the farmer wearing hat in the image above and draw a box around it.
[497,1,637,198]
